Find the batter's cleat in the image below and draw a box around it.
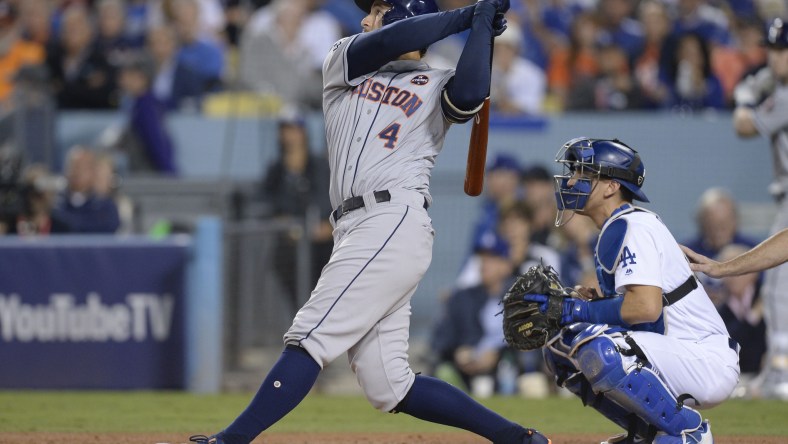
[652,420,712,444]
[189,434,225,444]
[524,428,552,444]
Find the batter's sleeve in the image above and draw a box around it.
[753,87,788,137]
[322,35,373,107]
[612,220,664,294]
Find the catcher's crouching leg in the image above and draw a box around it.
[544,324,655,442]
[570,327,704,439]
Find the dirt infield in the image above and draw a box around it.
[4,432,785,444]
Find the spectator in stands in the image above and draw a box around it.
[634,0,670,108]
[490,22,545,115]
[147,25,204,111]
[499,202,561,277]
[261,111,332,314]
[431,232,516,397]
[18,0,51,46]
[245,0,340,73]
[4,163,69,236]
[663,32,725,110]
[93,153,134,234]
[540,0,583,43]
[556,212,599,289]
[46,5,119,109]
[469,153,523,254]
[672,0,731,46]
[147,0,227,41]
[595,0,644,62]
[684,187,758,259]
[222,0,247,48]
[0,1,45,109]
[115,51,177,174]
[684,187,758,302]
[96,0,134,67]
[456,202,561,289]
[571,42,640,110]
[240,0,322,109]
[125,0,151,48]
[712,18,768,103]
[171,0,224,94]
[520,165,556,246]
[715,244,767,376]
[547,12,600,110]
[52,146,120,233]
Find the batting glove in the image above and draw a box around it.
[493,13,507,37]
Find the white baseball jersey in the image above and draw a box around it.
[597,205,739,406]
[322,35,455,208]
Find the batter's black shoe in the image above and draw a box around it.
[524,428,551,444]
[189,434,226,444]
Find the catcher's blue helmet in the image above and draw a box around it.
[554,137,648,225]
[354,0,439,26]
[765,18,788,49]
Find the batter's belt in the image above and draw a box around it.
[332,189,428,222]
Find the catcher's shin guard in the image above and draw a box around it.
[544,327,655,442]
[576,336,703,437]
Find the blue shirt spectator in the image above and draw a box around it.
[118,52,177,174]
[173,0,224,91]
[470,153,523,250]
[148,26,205,111]
[53,147,120,234]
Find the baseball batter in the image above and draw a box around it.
[524,138,739,444]
[190,1,550,444]
[732,17,788,400]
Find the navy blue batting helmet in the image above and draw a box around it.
[765,18,788,49]
[354,0,439,26]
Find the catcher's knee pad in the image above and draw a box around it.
[353,360,415,412]
[576,337,702,436]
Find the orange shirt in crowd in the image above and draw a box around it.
[548,46,599,91]
[0,40,45,102]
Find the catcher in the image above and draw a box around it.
[503,138,739,444]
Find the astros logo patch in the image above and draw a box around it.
[411,75,429,85]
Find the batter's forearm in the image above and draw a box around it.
[720,228,788,276]
[445,2,496,111]
[347,6,475,80]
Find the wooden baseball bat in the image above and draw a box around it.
[463,98,490,196]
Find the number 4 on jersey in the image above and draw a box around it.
[378,123,401,149]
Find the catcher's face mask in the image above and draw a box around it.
[553,137,599,226]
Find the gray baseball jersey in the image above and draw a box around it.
[283,35,460,412]
[753,82,788,364]
[322,35,455,208]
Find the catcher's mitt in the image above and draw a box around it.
[502,263,568,350]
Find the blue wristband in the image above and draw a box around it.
[573,297,628,327]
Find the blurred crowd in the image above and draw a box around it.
[0,0,781,183]
[0,0,780,118]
